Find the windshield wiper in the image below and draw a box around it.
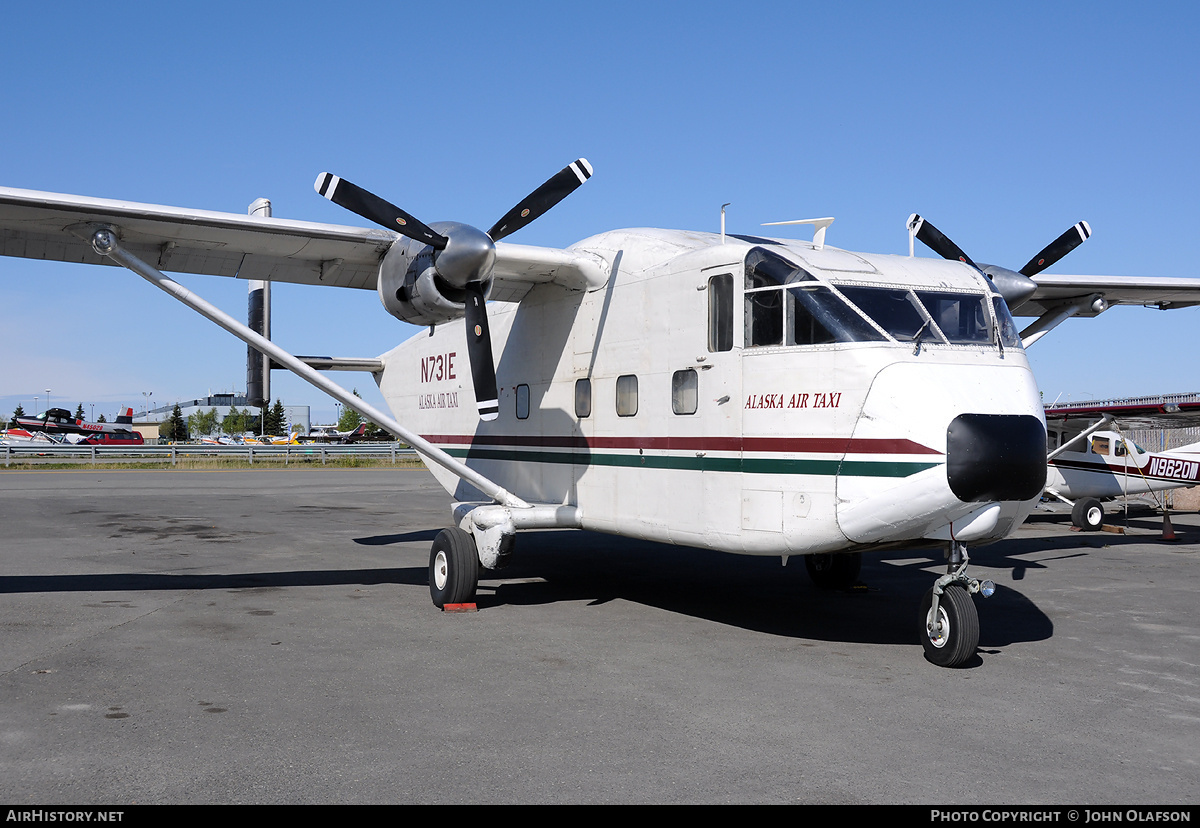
[911,318,931,355]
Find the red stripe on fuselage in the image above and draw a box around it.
[420,434,941,454]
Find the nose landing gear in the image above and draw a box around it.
[919,541,995,667]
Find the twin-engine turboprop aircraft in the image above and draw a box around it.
[2,160,1199,667]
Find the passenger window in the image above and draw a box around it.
[1091,436,1110,456]
[516,384,530,420]
[672,369,698,415]
[616,375,638,417]
[708,273,734,352]
[575,378,592,419]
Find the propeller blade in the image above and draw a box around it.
[1019,221,1091,277]
[464,283,499,421]
[487,158,593,242]
[907,214,981,271]
[315,172,448,250]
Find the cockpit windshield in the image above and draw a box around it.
[741,246,1023,352]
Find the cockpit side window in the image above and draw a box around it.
[991,296,1023,349]
[744,247,884,348]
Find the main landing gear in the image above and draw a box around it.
[429,527,480,607]
[919,541,994,667]
[1071,497,1104,532]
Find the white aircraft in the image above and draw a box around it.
[3,161,1200,667]
[1043,395,1200,529]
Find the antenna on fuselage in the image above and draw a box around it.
[721,203,731,244]
[761,217,835,250]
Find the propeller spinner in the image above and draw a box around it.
[315,159,593,421]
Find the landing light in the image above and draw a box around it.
[980,580,996,598]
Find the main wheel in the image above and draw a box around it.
[429,527,480,608]
[1071,498,1103,531]
[804,552,862,590]
[919,583,979,667]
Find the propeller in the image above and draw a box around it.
[315,159,593,421]
[907,214,1091,309]
[1019,221,1091,277]
[315,172,448,250]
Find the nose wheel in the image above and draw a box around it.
[919,541,992,667]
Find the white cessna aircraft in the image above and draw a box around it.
[3,160,1200,667]
[1043,394,1200,530]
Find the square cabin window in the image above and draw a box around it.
[516,384,530,420]
[616,374,638,417]
[575,378,592,419]
[672,369,698,415]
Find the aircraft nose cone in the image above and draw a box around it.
[946,413,1046,502]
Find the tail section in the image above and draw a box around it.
[115,407,134,425]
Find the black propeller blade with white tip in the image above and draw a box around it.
[487,159,593,242]
[314,160,593,421]
[465,283,499,421]
[315,172,448,249]
[907,214,981,271]
[909,214,1091,310]
[1019,221,1091,277]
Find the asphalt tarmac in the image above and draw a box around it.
[0,468,1196,805]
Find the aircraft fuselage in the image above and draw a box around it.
[379,228,1047,557]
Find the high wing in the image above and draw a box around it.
[0,185,605,298]
[1045,392,1200,433]
[1013,274,1200,317]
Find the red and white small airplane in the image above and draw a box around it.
[8,406,144,445]
[1044,394,1200,529]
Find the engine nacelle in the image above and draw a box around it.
[377,223,494,326]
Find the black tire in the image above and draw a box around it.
[804,552,862,590]
[429,527,479,608]
[1071,498,1103,531]
[919,583,979,667]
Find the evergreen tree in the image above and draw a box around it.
[162,404,188,442]
[12,403,25,424]
[264,399,286,435]
[75,403,86,420]
[96,413,106,423]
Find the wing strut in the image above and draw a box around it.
[87,227,530,510]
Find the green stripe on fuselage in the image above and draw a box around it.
[441,447,938,477]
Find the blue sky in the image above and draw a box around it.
[2,1,1197,423]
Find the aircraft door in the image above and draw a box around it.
[667,264,742,549]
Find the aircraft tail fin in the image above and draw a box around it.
[115,407,134,424]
